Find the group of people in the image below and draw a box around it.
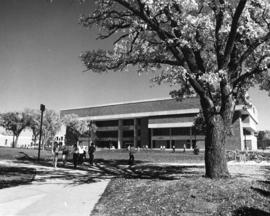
[51,140,96,168]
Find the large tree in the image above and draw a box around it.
[79,0,270,178]
[0,112,32,148]
[27,109,62,149]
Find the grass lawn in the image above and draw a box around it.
[95,149,204,164]
[0,146,52,161]
[1,147,270,215]
[90,150,270,216]
[92,177,270,216]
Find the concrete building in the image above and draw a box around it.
[60,97,258,151]
[0,130,32,148]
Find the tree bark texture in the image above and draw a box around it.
[204,115,230,178]
[200,96,230,179]
[13,136,19,148]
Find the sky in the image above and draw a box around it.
[0,0,269,130]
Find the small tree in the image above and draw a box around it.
[0,112,31,148]
[257,130,270,150]
[62,114,98,145]
[88,120,98,144]
[79,0,270,178]
[41,110,62,149]
[27,109,62,149]
[25,109,40,146]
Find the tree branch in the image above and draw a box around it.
[233,55,270,88]
[239,32,270,64]
[213,0,225,68]
[222,0,247,69]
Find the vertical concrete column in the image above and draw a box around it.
[118,119,123,149]
[189,127,193,149]
[134,119,137,147]
[62,125,67,146]
[169,128,172,149]
[140,118,149,148]
[150,128,153,149]
[90,121,95,144]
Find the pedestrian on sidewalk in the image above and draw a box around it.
[128,145,135,165]
[78,142,85,165]
[52,141,59,168]
[172,145,175,153]
[73,141,79,168]
[88,142,96,166]
[62,144,69,166]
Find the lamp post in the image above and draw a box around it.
[38,104,45,161]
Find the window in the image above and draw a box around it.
[96,131,118,138]
[123,130,134,138]
[241,115,249,123]
[172,127,191,136]
[153,128,169,136]
[123,119,134,126]
[243,129,251,135]
[96,120,118,127]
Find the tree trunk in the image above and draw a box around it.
[204,115,230,178]
[13,136,19,148]
[12,135,15,148]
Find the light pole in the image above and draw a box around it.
[38,104,45,161]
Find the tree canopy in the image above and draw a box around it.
[79,0,270,178]
[41,109,62,148]
[80,0,270,105]
[0,112,32,148]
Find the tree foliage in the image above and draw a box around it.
[26,109,62,148]
[257,130,270,149]
[80,0,270,106]
[79,0,270,178]
[62,114,98,143]
[25,109,40,145]
[0,111,32,148]
[41,110,62,148]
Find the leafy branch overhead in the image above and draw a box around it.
[80,0,270,106]
[79,0,270,178]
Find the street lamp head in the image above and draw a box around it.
[40,104,45,112]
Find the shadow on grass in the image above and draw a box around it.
[252,186,270,198]
[8,152,205,186]
[232,207,270,216]
[0,166,36,189]
[251,167,270,198]
[87,158,204,181]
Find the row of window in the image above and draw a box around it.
[95,119,142,127]
[96,127,205,138]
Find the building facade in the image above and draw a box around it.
[60,97,258,151]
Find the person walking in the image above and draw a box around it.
[172,145,176,153]
[73,141,79,168]
[52,141,59,168]
[78,142,85,165]
[62,144,69,166]
[88,142,96,166]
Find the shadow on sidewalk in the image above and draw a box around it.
[0,166,36,189]
[4,152,205,187]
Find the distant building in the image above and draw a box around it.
[60,97,258,151]
[0,129,32,148]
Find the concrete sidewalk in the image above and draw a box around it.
[0,160,110,216]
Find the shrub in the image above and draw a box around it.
[193,147,200,155]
